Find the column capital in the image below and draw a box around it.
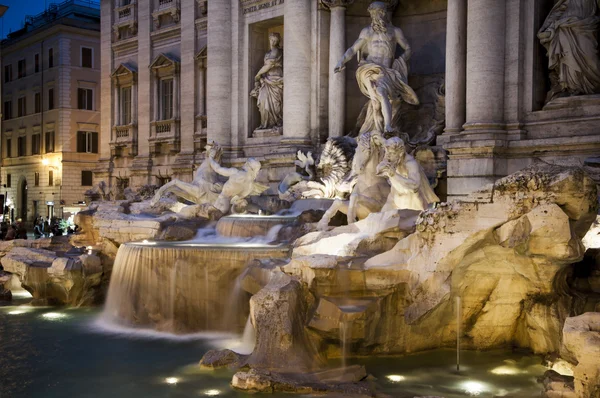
[320,0,354,10]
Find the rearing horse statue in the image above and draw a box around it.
[317,132,390,230]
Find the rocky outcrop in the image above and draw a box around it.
[0,246,103,306]
[561,312,600,398]
[241,165,598,367]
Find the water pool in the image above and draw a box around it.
[0,301,546,398]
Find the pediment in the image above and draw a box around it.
[149,53,180,70]
[111,63,137,78]
[195,45,207,61]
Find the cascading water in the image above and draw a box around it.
[99,215,296,335]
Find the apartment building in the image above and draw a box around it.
[1,0,101,223]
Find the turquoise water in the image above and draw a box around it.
[1,298,546,397]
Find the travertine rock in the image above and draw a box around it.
[247,165,598,362]
[562,312,600,398]
[0,247,103,306]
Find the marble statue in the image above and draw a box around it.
[376,137,439,211]
[317,132,389,230]
[334,1,419,135]
[278,137,357,201]
[250,32,284,131]
[538,0,600,102]
[208,157,269,214]
[150,142,223,207]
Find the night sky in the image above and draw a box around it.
[0,0,100,40]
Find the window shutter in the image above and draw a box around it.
[87,89,93,110]
[92,132,99,153]
[77,131,86,152]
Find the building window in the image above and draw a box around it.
[3,101,12,120]
[121,86,132,125]
[81,170,93,186]
[17,136,26,157]
[160,78,173,120]
[4,65,12,83]
[78,88,93,110]
[17,59,26,79]
[48,88,55,110]
[45,131,55,153]
[48,170,54,186]
[157,176,171,187]
[17,97,26,117]
[48,48,54,68]
[34,92,41,114]
[6,174,11,188]
[34,172,40,187]
[122,0,131,5]
[77,131,98,153]
[35,54,40,73]
[5,138,11,158]
[81,47,93,68]
[32,134,41,155]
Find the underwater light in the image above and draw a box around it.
[165,377,179,385]
[386,375,405,382]
[8,310,27,315]
[490,365,521,375]
[42,312,66,320]
[462,381,485,396]
[203,389,221,396]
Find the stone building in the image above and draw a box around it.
[0,0,101,223]
[98,0,600,198]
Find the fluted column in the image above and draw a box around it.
[443,0,467,134]
[464,0,506,134]
[178,0,195,158]
[207,0,232,149]
[282,0,312,145]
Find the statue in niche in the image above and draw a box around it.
[150,142,224,207]
[317,132,389,230]
[376,137,439,211]
[208,157,270,214]
[250,32,284,133]
[334,1,419,135]
[538,0,600,103]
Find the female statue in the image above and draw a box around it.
[250,32,284,131]
[538,0,600,102]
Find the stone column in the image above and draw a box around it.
[98,0,113,164]
[177,0,195,164]
[282,0,312,146]
[113,85,120,126]
[443,0,467,135]
[207,0,232,150]
[463,0,506,134]
[198,64,205,116]
[323,0,353,138]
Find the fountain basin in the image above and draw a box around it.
[215,214,298,238]
[101,241,290,334]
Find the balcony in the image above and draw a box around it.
[150,119,180,154]
[113,1,137,41]
[152,0,180,29]
[110,124,137,157]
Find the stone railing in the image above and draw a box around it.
[111,124,138,157]
[113,1,137,41]
[150,119,180,154]
[152,0,180,28]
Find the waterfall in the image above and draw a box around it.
[100,241,289,334]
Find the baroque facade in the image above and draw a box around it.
[98,0,600,198]
[1,0,101,222]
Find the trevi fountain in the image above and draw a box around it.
[2,0,600,397]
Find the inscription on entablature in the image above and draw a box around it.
[241,0,284,15]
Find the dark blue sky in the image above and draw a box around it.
[0,0,61,39]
